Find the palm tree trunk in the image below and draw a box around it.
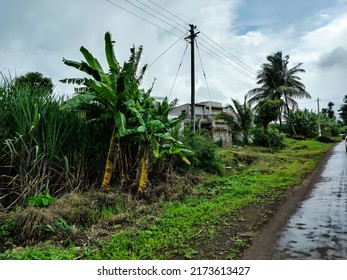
[279,107,283,132]
[284,94,297,135]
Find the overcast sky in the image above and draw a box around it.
[1,0,347,112]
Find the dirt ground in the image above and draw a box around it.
[239,143,336,260]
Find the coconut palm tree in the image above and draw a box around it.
[247,51,311,134]
[216,97,253,145]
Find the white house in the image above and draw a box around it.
[170,101,232,147]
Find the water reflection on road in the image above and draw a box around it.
[273,141,347,259]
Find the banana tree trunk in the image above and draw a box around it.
[101,124,118,188]
[138,146,148,193]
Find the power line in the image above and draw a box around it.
[320,95,346,102]
[120,0,186,35]
[147,0,189,26]
[148,33,187,69]
[199,30,257,75]
[104,0,182,38]
[169,42,189,100]
[300,95,346,105]
[105,0,258,97]
[198,33,257,76]
[135,0,187,30]
[197,39,255,80]
[146,0,257,78]
[195,40,213,104]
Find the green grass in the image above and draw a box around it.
[0,138,334,260]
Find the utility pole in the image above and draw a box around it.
[317,97,321,137]
[185,24,199,132]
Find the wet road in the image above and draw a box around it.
[272,141,347,259]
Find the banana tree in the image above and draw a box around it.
[60,32,146,188]
[61,32,191,191]
[134,97,192,192]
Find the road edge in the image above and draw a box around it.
[240,142,339,260]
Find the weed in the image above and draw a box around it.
[0,242,77,260]
[56,218,72,232]
[0,216,16,249]
[27,190,57,208]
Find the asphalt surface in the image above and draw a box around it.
[272,141,347,259]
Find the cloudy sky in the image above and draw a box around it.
[1,0,347,113]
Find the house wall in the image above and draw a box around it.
[170,101,233,147]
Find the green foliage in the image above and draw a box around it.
[320,114,340,137]
[27,191,57,208]
[216,97,253,145]
[251,127,286,149]
[0,138,333,260]
[61,32,189,191]
[0,72,108,210]
[338,95,347,124]
[291,109,318,138]
[247,51,311,135]
[254,99,281,133]
[0,243,77,260]
[178,129,225,175]
[291,109,340,138]
[14,72,54,95]
[321,101,335,120]
[0,217,16,248]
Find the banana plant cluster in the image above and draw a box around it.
[61,32,191,192]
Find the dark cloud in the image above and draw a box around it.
[318,46,347,68]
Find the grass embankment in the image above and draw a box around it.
[0,138,335,260]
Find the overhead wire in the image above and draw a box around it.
[105,0,258,98]
[198,33,257,77]
[147,0,190,26]
[198,30,257,75]
[148,33,188,69]
[104,0,182,38]
[168,42,189,100]
[195,40,213,104]
[197,39,255,80]
[135,0,187,30]
[120,0,186,35]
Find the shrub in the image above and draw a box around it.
[252,127,286,149]
[177,128,225,175]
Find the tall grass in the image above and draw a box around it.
[0,73,109,210]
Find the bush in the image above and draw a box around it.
[252,127,286,149]
[177,128,225,175]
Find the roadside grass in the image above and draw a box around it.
[0,138,335,260]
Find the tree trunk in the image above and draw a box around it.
[284,94,297,136]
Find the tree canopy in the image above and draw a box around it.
[247,51,311,134]
[14,71,54,94]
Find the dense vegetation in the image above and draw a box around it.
[0,138,335,259]
[0,32,343,259]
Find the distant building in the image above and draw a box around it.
[170,101,232,147]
